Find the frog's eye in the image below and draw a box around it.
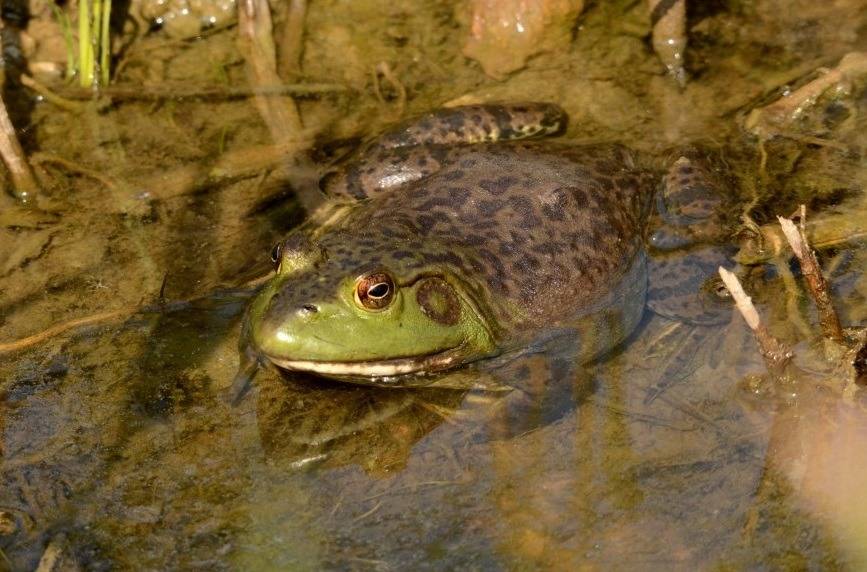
[270,242,284,270]
[355,272,395,310]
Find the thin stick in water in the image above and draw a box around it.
[718,266,793,377]
[777,207,844,342]
[0,97,39,201]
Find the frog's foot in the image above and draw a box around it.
[226,316,263,405]
[642,324,714,404]
[647,245,734,326]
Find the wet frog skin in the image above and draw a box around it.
[243,103,728,390]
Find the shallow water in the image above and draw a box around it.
[2,0,867,569]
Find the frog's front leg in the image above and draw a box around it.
[321,103,567,201]
[468,332,594,439]
[647,155,734,326]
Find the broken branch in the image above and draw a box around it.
[778,207,844,342]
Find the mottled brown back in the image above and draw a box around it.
[335,142,655,329]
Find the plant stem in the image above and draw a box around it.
[79,0,93,87]
[99,0,111,86]
[51,4,77,80]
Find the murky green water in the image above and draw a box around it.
[2,0,867,569]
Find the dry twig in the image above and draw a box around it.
[718,266,793,377]
[55,82,349,102]
[0,310,129,355]
[278,0,308,78]
[0,69,39,201]
[745,52,867,140]
[236,0,324,213]
[237,0,303,136]
[777,206,844,342]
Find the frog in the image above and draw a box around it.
[230,102,734,407]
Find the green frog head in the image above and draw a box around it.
[248,230,499,382]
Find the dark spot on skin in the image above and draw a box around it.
[614,176,637,192]
[569,187,589,209]
[459,158,478,169]
[532,242,563,256]
[509,196,541,229]
[490,105,518,140]
[415,214,436,234]
[423,251,468,273]
[542,188,570,221]
[541,104,567,132]
[322,168,368,200]
[431,210,453,227]
[510,231,528,245]
[443,170,465,182]
[447,187,470,206]
[463,234,487,246]
[479,199,504,217]
[479,176,519,196]
[418,196,455,211]
[428,145,450,163]
[392,250,413,259]
[409,187,428,199]
[443,111,467,131]
[478,248,509,292]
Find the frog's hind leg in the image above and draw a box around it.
[374,103,568,150]
[321,103,568,201]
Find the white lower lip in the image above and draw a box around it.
[266,351,461,378]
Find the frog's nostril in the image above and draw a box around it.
[299,304,319,315]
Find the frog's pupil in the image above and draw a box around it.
[368,283,390,299]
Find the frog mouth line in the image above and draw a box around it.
[265,346,464,380]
